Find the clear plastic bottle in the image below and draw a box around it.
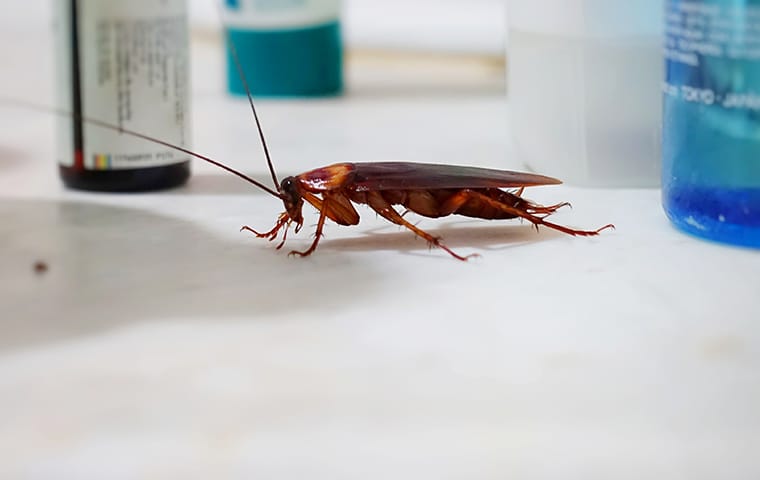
[662,0,760,247]
[506,0,663,187]
[54,0,191,192]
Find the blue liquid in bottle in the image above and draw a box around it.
[663,0,760,247]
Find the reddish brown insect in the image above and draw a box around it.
[242,162,613,261]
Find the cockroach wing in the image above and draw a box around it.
[349,162,562,191]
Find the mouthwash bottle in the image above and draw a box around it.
[663,0,760,247]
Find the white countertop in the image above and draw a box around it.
[1,26,759,480]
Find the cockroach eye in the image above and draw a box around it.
[280,177,297,194]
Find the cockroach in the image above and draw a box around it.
[9,27,614,261]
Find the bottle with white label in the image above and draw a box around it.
[54,0,191,192]
[662,0,760,247]
[506,0,663,187]
[221,0,343,97]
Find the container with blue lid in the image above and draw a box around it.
[222,0,343,97]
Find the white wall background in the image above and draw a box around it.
[1,0,506,55]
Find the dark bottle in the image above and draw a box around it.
[54,0,191,192]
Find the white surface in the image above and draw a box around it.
[1,21,760,480]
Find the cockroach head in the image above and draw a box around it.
[279,176,304,224]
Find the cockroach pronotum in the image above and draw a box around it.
[11,24,614,261]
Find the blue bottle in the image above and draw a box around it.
[662,0,760,247]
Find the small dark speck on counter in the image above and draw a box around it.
[33,261,48,275]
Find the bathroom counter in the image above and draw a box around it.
[1,29,759,479]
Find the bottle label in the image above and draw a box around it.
[663,1,760,112]
[222,0,340,29]
[55,0,191,170]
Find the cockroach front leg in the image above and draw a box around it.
[241,213,289,242]
[288,207,328,258]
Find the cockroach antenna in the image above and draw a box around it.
[0,96,283,198]
[78,109,284,197]
[215,0,280,192]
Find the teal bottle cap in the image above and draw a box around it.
[225,21,343,98]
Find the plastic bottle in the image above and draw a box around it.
[506,0,663,187]
[54,0,191,192]
[221,0,343,97]
[662,0,760,247]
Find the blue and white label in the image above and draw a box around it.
[663,0,760,112]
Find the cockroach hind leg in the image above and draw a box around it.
[436,242,480,261]
[453,190,614,239]
[541,220,615,237]
[551,201,572,211]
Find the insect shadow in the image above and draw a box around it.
[0,198,381,352]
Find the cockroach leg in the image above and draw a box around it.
[453,190,614,237]
[241,224,266,237]
[400,216,478,261]
[241,213,289,241]
[275,221,292,250]
[289,207,328,258]
[366,192,477,261]
[527,201,571,216]
[400,215,478,261]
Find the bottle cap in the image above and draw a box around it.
[225,21,343,97]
